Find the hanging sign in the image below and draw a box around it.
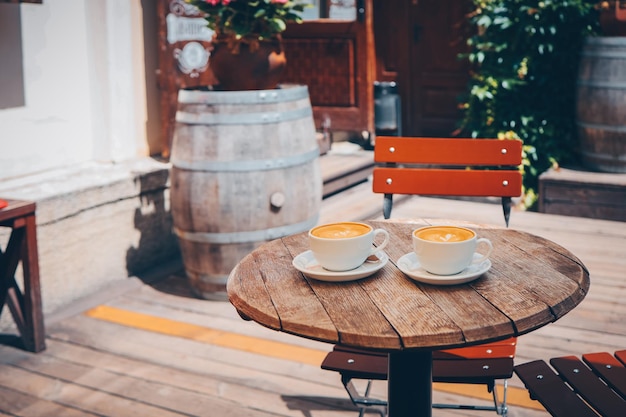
[165,0,214,77]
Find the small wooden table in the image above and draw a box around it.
[0,199,46,352]
[227,219,589,417]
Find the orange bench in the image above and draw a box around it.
[372,136,522,225]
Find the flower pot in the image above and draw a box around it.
[576,36,626,173]
[170,85,322,300]
[209,38,286,91]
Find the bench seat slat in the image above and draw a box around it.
[439,337,517,359]
[321,349,387,380]
[321,347,514,384]
[516,352,626,417]
[434,358,513,384]
[582,351,626,399]
[551,356,626,417]
[331,338,517,359]
[514,360,599,417]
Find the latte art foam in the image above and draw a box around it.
[415,226,475,242]
[311,222,371,239]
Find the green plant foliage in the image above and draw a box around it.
[187,0,308,51]
[458,0,601,209]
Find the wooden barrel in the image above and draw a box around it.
[576,36,626,173]
[170,85,322,300]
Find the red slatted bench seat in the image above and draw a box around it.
[514,350,626,417]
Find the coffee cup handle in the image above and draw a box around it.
[370,229,390,254]
[472,238,493,264]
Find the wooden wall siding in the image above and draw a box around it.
[282,38,355,107]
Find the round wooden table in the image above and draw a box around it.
[227,219,590,417]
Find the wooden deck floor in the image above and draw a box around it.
[1,151,625,417]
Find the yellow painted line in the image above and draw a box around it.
[85,305,544,411]
[85,305,327,366]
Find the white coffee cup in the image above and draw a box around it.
[412,225,493,275]
[309,222,390,271]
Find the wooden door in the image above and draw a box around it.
[375,0,472,137]
[281,0,376,135]
[408,0,472,136]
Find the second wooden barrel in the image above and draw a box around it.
[170,85,322,300]
[576,36,626,173]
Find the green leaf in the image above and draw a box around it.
[270,18,286,32]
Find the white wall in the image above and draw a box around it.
[0,0,153,181]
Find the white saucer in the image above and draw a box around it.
[397,252,491,286]
[292,250,388,282]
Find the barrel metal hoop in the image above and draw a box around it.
[177,85,309,105]
[577,80,626,89]
[577,121,626,133]
[173,214,320,244]
[176,106,312,125]
[172,147,319,172]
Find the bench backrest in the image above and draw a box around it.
[372,136,523,223]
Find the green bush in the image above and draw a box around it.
[459,0,601,208]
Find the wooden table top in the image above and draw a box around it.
[227,219,590,351]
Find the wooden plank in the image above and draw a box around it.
[0,385,97,417]
[319,180,383,223]
[41,318,358,416]
[374,137,523,165]
[48,315,336,393]
[48,298,544,414]
[515,360,599,417]
[583,352,626,398]
[112,283,515,402]
[319,148,374,197]
[0,363,186,417]
[550,356,626,417]
[539,167,626,222]
[274,233,401,349]
[373,168,522,197]
[0,339,338,417]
